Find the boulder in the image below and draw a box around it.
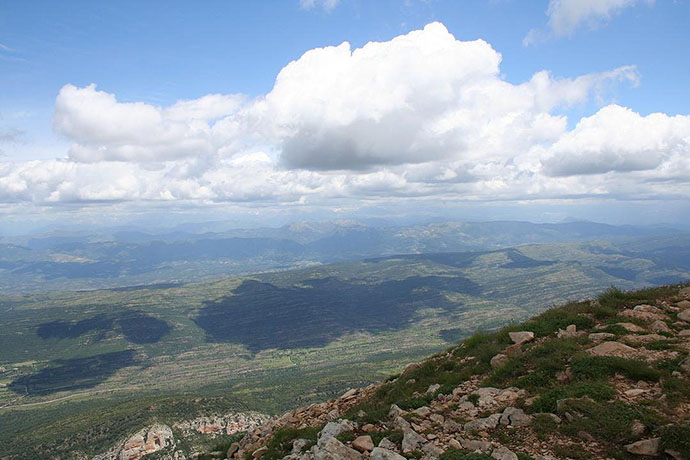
[649,320,672,334]
[352,436,374,452]
[448,439,462,450]
[429,413,445,424]
[460,439,492,452]
[634,304,663,313]
[227,442,240,458]
[388,404,404,418]
[378,438,397,450]
[314,436,362,460]
[681,357,690,373]
[678,329,690,337]
[677,300,690,309]
[491,446,518,460]
[586,341,637,358]
[557,324,582,339]
[401,427,426,453]
[499,407,531,427]
[491,354,509,369]
[616,323,647,333]
[426,383,441,394]
[292,439,310,455]
[413,406,430,417]
[625,438,660,456]
[370,447,406,460]
[589,332,616,341]
[464,413,501,431]
[678,309,690,322]
[252,446,268,459]
[509,331,534,345]
[318,420,356,441]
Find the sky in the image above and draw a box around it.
[1,0,690,232]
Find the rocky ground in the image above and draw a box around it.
[200,284,690,460]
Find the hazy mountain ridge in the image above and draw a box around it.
[0,220,683,294]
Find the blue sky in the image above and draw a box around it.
[1,0,690,231]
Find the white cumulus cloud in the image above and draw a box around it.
[2,22,689,213]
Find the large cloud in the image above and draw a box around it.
[542,105,690,176]
[3,22,690,211]
[53,84,244,162]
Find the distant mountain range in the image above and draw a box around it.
[0,220,684,293]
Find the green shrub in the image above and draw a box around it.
[486,338,581,390]
[531,381,615,413]
[261,426,320,460]
[662,377,690,405]
[658,424,690,458]
[552,444,591,460]
[532,413,558,440]
[370,430,402,447]
[558,399,664,443]
[571,355,661,381]
[521,307,594,338]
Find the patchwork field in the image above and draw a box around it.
[1,235,690,458]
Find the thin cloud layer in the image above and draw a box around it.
[525,0,654,45]
[2,22,690,211]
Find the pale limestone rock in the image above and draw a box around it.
[625,438,660,456]
[352,436,374,452]
[508,331,534,345]
[370,447,406,460]
[587,341,637,357]
[491,446,518,460]
[490,354,509,369]
[401,427,426,453]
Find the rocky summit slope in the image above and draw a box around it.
[202,284,690,460]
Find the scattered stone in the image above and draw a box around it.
[586,341,637,357]
[625,438,660,456]
[429,413,445,424]
[413,406,430,417]
[533,413,562,424]
[665,449,684,460]
[616,323,647,333]
[378,438,397,450]
[491,353,509,369]
[292,439,309,455]
[389,404,404,418]
[505,343,523,357]
[448,439,462,450]
[442,419,463,433]
[625,389,648,397]
[557,324,582,339]
[352,436,374,452]
[227,442,240,458]
[252,446,268,458]
[679,287,690,297]
[370,447,406,460]
[341,388,358,399]
[589,332,615,341]
[677,300,690,309]
[680,357,690,373]
[460,439,492,452]
[95,424,175,460]
[634,304,663,313]
[491,446,518,460]
[362,424,376,432]
[649,320,672,334]
[426,383,441,394]
[624,333,669,344]
[678,329,690,337]
[630,421,646,437]
[620,308,668,322]
[509,331,534,345]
